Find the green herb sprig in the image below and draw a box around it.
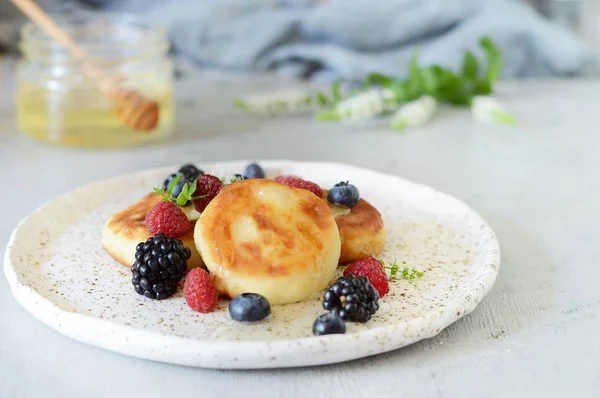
[153,175,206,207]
[383,259,424,282]
[315,37,502,120]
[234,36,505,125]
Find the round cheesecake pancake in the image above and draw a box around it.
[102,193,204,270]
[195,179,341,305]
[323,191,386,263]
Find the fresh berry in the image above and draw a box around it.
[244,163,265,179]
[184,268,218,313]
[131,234,191,300]
[322,275,379,323]
[313,312,346,336]
[162,173,178,191]
[192,174,223,212]
[145,201,191,238]
[178,163,204,179]
[327,181,360,208]
[275,175,323,197]
[228,293,271,322]
[343,257,389,297]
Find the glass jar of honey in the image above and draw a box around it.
[16,13,174,148]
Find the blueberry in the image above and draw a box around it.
[243,163,265,179]
[228,293,271,322]
[327,181,360,208]
[178,164,204,179]
[162,173,178,191]
[312,312,346,336]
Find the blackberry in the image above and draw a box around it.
[131,234,191,300]
[178,164,204,179]
[322,274,379,323]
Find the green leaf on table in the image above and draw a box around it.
[419,66,439,94]
[407,49,422,97]
[365,73,395,87]
[491,108,518,126]
[480,36,502,84]
[315,109,340,121]
[474,80,492,96]
[233,99,250,111]
[462,51,479,80]
[316,92,329,106]
[438,75,472,106]
[331,78,343,101]
[390,81,410,103]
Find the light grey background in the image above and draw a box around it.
[1,58,599,397]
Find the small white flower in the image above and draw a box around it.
[336,89,396,122]
[471,96,517,126]
[390,96,437,130]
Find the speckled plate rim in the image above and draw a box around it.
[4,160,500,369]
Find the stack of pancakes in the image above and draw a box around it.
[102,178,385,304]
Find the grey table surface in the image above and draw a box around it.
[1,57,599,397]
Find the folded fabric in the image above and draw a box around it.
[2,0,598,81]
[146,0,600,80]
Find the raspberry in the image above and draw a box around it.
[145,201,191,238]
[343,257,390,297]
[275,176,323,197]
[192,174,223,212]
[184,268,218,313]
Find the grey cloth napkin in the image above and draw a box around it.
[2,0,598,80]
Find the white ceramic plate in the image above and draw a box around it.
[4,161,500,369]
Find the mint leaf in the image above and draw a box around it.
[462,51,479,80]
[180,183,189,199]
[189,179,197,196]
[175,194,188,207]
[167,175,182,194]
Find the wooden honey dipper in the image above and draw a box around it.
[12,0,160,131]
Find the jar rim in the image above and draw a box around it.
[20,11,169,58]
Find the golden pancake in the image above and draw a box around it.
[101,193,204,270]
[194,179,341,304]
[322,191,386,263]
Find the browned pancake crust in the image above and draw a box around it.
[199,179,338,277]
[103,193,200,268]
[322,191,386,263]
